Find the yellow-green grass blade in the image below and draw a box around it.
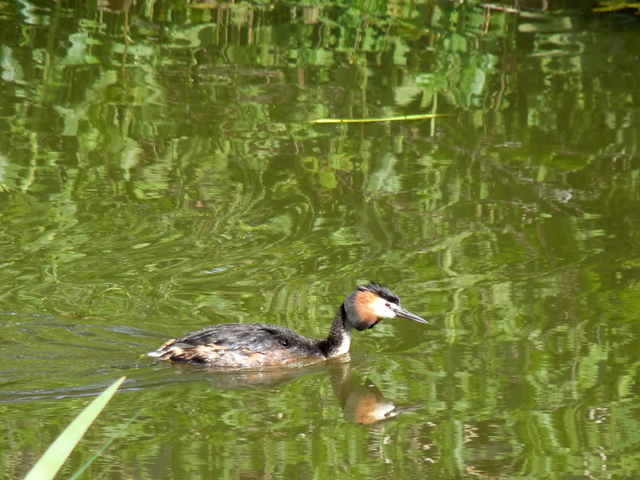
[67,408,141,480]
[307,114,454,123]
[24,376,126,480]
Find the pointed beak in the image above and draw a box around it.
[394,307,427,324]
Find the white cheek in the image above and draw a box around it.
[371,297,397,319]
[375,403,396,418]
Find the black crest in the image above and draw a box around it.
[357,282,401,305]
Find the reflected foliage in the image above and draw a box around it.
[1,0,640,478]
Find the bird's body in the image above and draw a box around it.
[150,323,330,368]
[148,282,426,368]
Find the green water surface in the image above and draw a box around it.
[1,0,640,478]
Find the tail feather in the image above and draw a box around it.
[147,338,177,358]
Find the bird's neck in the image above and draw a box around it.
[317,304,353,358]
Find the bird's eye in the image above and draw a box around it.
[385,303,390,308]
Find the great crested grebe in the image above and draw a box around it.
[148,282,426,368]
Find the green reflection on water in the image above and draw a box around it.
[2,0,640,478]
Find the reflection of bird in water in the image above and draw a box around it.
[148,282,426,368]
[329,362,423,425]
[343,379,423,425]
[199,359,345,390]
